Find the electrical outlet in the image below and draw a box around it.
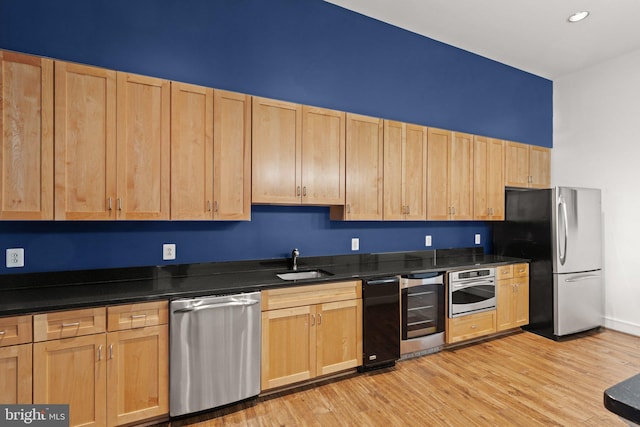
[475,234,481,245]
[163,243,176,260]
[425,235,432,247]
[351,238,359,251]
[6,248,25,268]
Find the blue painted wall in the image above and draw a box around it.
[0,0,550,274]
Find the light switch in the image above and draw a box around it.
[351,238,359,251]
[475,234,481,245]
[425,235,432,247]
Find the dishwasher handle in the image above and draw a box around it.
[173,298,260,314]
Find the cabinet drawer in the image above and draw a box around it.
[0,315,32,347]
[514,263,529,278]
[447,310,496,344]
[107,301,168,331]
[33,307,106,342]
[496,265,513,280]
[262,281,361,311]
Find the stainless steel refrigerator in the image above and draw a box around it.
[493,187,603,340]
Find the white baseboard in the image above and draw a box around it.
[604,316,640,337]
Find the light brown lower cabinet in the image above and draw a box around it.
[496,263,530,331]
[446,310,496,344]
[0,314,33,404]
[261,281,363,391]
[32,302,168,427]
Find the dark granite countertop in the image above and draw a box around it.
[0,247,526,316]
[605,374,640,424]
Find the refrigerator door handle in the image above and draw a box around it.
[558,195,569,266]
[564,274,600,282]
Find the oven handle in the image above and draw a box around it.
[401,275,445,289]
[451,279,495,290]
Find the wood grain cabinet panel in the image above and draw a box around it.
[116,72,170,220]
[449,132,474,220]
[383,121,427,220]
[213,89,252,220]
[261,281,362,391]
[474,136,505,220]
[34,307,106,342]
[107,301,168,331]
[446,310,496,344]
[54,61,117,220]
[505,141,551,189]
[34,334,107,427]
[252,98,344,206]
[170,82,214,220]
[0,343,32,404]
[497,263,530,332]
[331,113,383,220]
[0,314,32,347]
[0,50,54,220]
[106,325,168,426]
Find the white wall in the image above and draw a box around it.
[554,49,640,335]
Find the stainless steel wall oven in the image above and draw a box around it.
[400,272,445,356]
[448,268,496,318]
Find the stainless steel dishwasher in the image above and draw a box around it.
[169,291,261,417]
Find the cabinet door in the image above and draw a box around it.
[316,299,362,376]
[107,326,168,427]
[383,120,404,220]
[496,279,515,332]
[504,141,530,188]
[449,132,474,220]
[514,277,529,327]
[301,106,345,205]
[213,90,251,220]
[116,73,170,220]
[404,124,427,220]
[252,97,302,204]
[0,51,54,220]
[344,113,383,220]
[170,82,214,220]
[529,145,551,189]
[474,136,504,220]
[0,343,32,404]
[55,61,116,220]
[487,138,505,219]
[34,334,107,427]
[261,306,316,391]
[427,128,451,220]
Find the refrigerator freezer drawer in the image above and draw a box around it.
[554,271,602,336]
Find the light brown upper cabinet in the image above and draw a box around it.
[383,121,427,220]
[170,82,214,220]
[474,136,504,220]
[331,113,383,220]
[427,128,474,220]
[55,62,170,220]
[116,73,170,220]
[0,50,54,220]
[252,97,345,205]
[504,141,551,188]
[213,90,251,220]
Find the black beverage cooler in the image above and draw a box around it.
[360,276,400,371]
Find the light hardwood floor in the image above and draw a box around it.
[170,329,640,426]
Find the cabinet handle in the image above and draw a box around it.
[303,186,307,197]
[117,198,122,211]
[297,186,301,197]
[98,345,103,361]
[0,330,5,335]
[207,200,212,212]
[61,322,80,328]
[108,197,113,211]
[346,204,351,214]
[214,200,219,212]
[131,314,147,319]
[318,313,322,325]
[109,344,113,359]
[471,325,477,329]
[311,314,315,326]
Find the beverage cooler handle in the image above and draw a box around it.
[558,195,568,266]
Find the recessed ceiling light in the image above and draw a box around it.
[568,11,590,23]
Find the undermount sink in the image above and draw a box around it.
[276,269,333,281]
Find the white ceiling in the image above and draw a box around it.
[325,0,640,80]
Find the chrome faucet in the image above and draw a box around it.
[291,248,300,271]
